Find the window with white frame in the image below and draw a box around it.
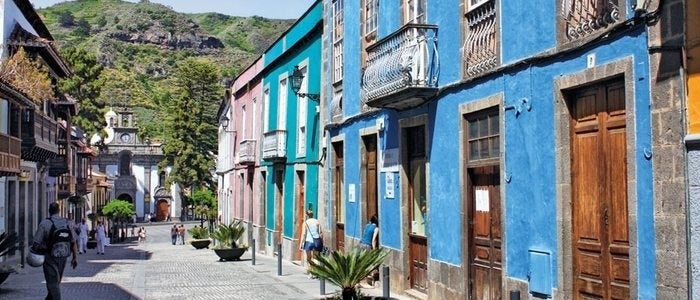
[468,0,489,10]
[362,0,378,38]
[263,89,270,132]
[242,105,247,139]
[278,78,287,131]
[296,66,308,157]
[332,0,344,83]
[403,0,426,24]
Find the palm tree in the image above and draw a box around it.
[308,248,390,300]
[210,220,246,249]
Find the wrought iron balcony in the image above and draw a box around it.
[238,139,257,165]
[361,23,439,110]
[57,174,75,199]
[464,0,498,78]
[0,133,21,176]
[562,0,620,41]
[262,130,286,161]
[21,109,58,162]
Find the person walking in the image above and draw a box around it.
[178,225,186,245]
[31,202,79,300]
[170,224,178,245]
[358,215,379,250]
[95,221,107,255]
[78,218,88,254]
[298,210,323,277]
[138,227,147,242]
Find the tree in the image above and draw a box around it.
[0,48,55,104]
[59,47,105,136]
[102,200,135,242]
[159,57,222,190]
[191,188,217,227]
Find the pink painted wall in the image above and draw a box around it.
[228,57,264,226]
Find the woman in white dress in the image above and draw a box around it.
[95,221,107,255]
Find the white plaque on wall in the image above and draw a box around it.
[385,173,395,199]
[348,184,356,203]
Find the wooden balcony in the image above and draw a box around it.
[75,177,91,196]
[57,174,75,199]
[21,109,58,162]
[361,23,439,110]
[0,133,21,176]
[238,139,257,165]
[48,155,69,177]
[262,130,286,161]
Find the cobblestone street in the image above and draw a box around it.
[0,222,388,300]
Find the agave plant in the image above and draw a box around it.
[210,220,246,249]
[188,226,210,240]
[0,232,18,258]
[309,248,390,300]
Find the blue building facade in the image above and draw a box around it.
[259,0,323,261]
[321,0,668,298]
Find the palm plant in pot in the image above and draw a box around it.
[188,225,211,249]
[210,220,247,261]
[309,248,390,300]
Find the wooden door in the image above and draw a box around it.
[156,200,169,221]
[570,79,629,299]
[363,135,378,221]
[468,165,502,300]
[295,171,306,260]
[333,142,345,251]
[275,167,284,246]
[406,126,428,293]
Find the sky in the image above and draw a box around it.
[30,0,316,19]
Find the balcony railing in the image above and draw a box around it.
[238,139,257,165]
[21,109,58,162]
[0,133,21,176]
[262,130,287,161]
[562,0,620,41]
[362,23,439,110]
[464,0,498,78]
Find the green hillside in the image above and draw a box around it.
[35,0,293,140]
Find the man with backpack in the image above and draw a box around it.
[31,202,79,300]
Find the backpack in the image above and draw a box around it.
[46,218,73,258]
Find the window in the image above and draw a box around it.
[296,66,308,157]
[332,0,344,83]
[467,0,489,11]
[403,0,426,24]
[362,0,378,38]
[463,0,498,78]
[277,78,287,131]
[466,108,499,163]
[263,89,270,132]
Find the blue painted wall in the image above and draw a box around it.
[323,0,656,296]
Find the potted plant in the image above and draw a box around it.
[210,220,247,261]
[0,231,19,285]
[188,225,211,249]
[309,248,390,300]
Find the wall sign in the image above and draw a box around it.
[385,173,395,199]
[348,184,356,203]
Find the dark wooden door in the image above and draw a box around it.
[275,167,284,245]
[406,126,428,293]
[468,165,502,300]
[570,80,629,299]
[333,142,345,251]
[363,135,378,221]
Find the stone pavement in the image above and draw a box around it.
[0,222,408,300]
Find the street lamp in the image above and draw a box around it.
[219,116,236,132]
[290,65,319,102]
